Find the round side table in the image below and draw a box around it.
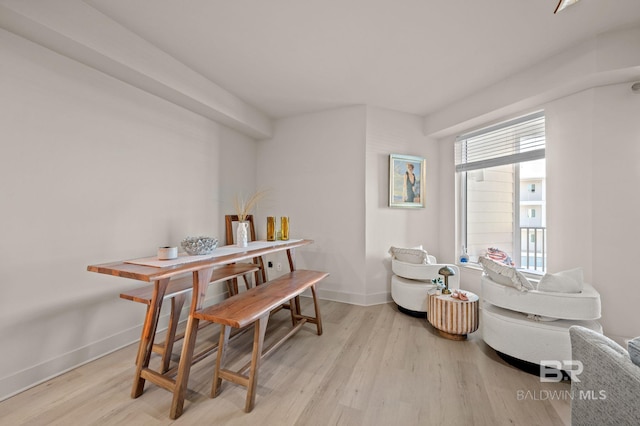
[427,290,479,340]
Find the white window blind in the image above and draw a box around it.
[455,111,545,172]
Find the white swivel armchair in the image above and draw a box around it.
[389,246,460,316]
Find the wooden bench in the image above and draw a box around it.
[120,263,259,373]
[191,269,328,413]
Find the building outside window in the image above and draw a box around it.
[456,111,546,273]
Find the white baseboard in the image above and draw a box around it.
[365,291,393,306]
[0,322,141,402]
[0,288,392,402]
[0,291,229,402]
[313,288,392,307]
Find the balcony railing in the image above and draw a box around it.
[520,226,546,272]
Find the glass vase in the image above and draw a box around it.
[280,216,289,241]
[267,216,276,241]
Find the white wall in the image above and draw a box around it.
[255,106,441,306]
[591,83,640,341]
[256,106,368,304]
[365,106,440,303]
[545,90,595,276]
[0,29,257,400]
[545,84,640,342]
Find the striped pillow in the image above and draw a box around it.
[486,247,515,266]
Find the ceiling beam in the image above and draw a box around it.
[0,0,272,140]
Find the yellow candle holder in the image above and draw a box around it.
[280,216,289,240]
[266,216,276,241]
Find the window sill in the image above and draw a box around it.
[457,260,544,283]
[457,261,482,271]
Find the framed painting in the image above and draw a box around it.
[389,154,426,208]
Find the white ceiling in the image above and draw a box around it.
[87,0,640,119]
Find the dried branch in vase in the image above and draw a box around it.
[234,190,268,222]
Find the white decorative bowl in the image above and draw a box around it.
[181,236,218,255]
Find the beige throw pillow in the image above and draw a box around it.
[388,246,429,264]
[479,256,534,292]
[537,267,583,293]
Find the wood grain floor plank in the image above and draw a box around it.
[0,300,570,425]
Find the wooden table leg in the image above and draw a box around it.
[287,249,298,326]
[131,277,170,398]
[170,267,214,420]
[161,293,186,373]
[286,249,295,268]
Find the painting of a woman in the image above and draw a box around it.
[403,163,416,202]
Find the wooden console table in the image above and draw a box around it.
[87,239,314,418]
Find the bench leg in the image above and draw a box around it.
[246,314,269,412]
[226,278,239,296]
[241,273,253,291]
[255,264,266,286]
[288,296,303,326]
[310,285,323,336]
[289,296,298,326]
[288,286,323,336]
[211,324,231,398]
[131,278,170,398]
[210,314,270,412]
[226,273,257,296]
[161,293,186,373]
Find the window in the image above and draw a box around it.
[456,111,546,272]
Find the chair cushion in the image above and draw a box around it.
[481,275,601,321]
[484,304,602,365]
[388,246,429,264]
[478,256,534,291]
[391,258,459,282]
[537,267,583,293]
[391,274,436,312]
[629,337,640,368]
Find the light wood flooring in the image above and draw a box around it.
[0,300,571,425]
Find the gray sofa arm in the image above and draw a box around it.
[569,326,640,425]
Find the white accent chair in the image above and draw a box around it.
[479,257,602,369]
[390,254,460,316]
